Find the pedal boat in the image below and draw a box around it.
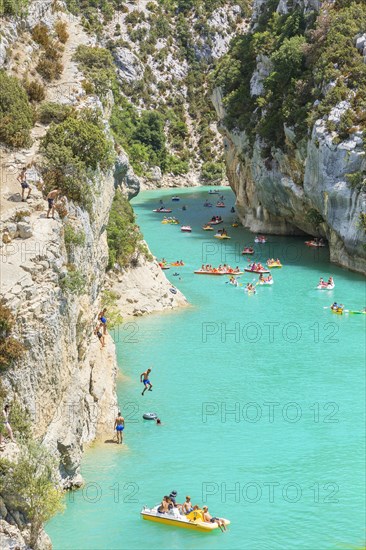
[141,505,230,532]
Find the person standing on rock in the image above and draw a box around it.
[140,368,153,396]
[46,189,60,219]
[3,404,15,443]
[98,309,108,335]
[94,324,106,349]
[114,411,125,444]
[17,166,31,202]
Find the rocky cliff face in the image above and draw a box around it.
[213,0,366,274]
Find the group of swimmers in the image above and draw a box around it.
[200,264,241,273]
[157,492,227,532]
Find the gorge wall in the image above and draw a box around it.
[213,0,366,274]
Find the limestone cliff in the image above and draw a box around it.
[213,0,366,274]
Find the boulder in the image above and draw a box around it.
[113,47,144,82]
[16,223,33,239]
[4,223,17,239]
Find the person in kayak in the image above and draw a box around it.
[202,506,227,532]
[114,411,125,444]
[140,368,153,395]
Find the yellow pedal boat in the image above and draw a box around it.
[141,505,230,532]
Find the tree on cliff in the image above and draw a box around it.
[3,442,64,548]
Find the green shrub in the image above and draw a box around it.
[107,191,150,268]
[38,102,73,124]
[0,0,28,16]
[41,113,114,210]
[24,79,45,102]
[0,302,24,371]
[0,71,34,148]
[101,290,123,328]
[2,441,64,548]
[201,161,224,183]
[64,223,86,256]
[165,154,189,175]
[73,45,115,96]
[60,269,86,295]
[346,171,366,190]
[305,208,324,229]
[125,10,145,26]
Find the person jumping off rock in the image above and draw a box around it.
[140,368,153,396]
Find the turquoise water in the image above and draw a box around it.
[48,187,366,550]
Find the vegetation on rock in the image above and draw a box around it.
[0,302,24,371]
[107,191,151,269]
[0,71,34,148]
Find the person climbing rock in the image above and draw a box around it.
[94,324,106,349]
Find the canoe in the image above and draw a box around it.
[153,209,172,213]
[244,268,270,274]
[214,234,231,239]
[317,283,335,290]
[141,505,230,532]
[194,270,244,275]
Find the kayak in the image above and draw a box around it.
[305,240,325,247]
[317,283,335,290]
[244,288,256,293]
[194,270,244,275]
[245,268,270,274]
[214,234,231,239]
[181,226,192,232]
[331,308,343,314]
[242,248,254,255]
[153,208,172,213]
[141,505,230,532]
[349,310,366,315]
